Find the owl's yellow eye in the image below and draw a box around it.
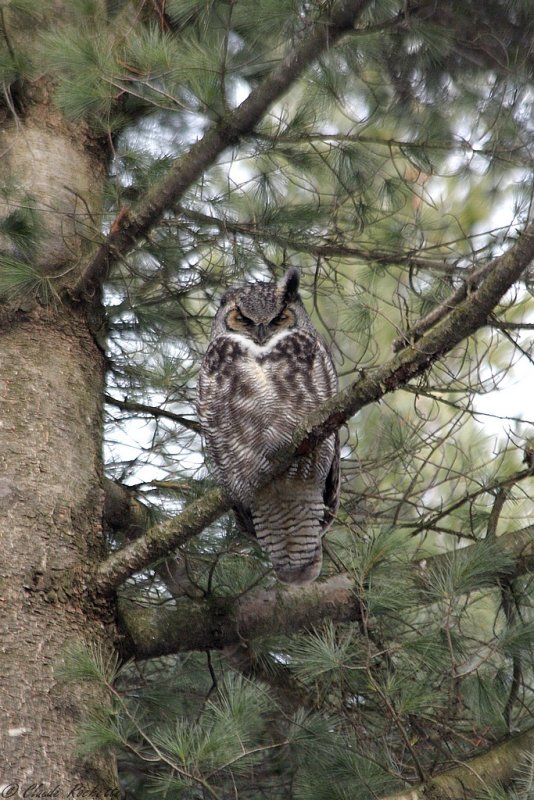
[227,308,252,330]
[272,308,294,327]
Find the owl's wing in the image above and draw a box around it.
[233,504,256,538]
[311,336,340,533]
[322,430,340,533]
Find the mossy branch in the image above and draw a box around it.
[381,727,534,800]
[118,573,356,658]
[92,219,534,595]
[117,525,534,658]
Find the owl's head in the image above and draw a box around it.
[213,268,311,345]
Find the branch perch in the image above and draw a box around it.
[119,573,356,658]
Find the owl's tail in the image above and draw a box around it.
[252,479,326,584]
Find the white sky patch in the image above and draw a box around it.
[474,340,534,443]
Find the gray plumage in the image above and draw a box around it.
[198,268,339,584]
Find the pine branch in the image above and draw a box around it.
[409,1,534,80]
[175,208,458,274]
[399,467,533,538]
[118,573,356,657]
[69,0,372,300]
[381,727,534,800]
[105,393,201,433]
[118,525,534,658]
[91,219,534,595]
[256,130,527,161]
[391,258,498,352]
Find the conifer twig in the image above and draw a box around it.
[174,208,458,274]
[105,393,201,433]
[391,258,497,352]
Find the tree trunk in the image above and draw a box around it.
[0,98,117,790]
[0,305,117,789]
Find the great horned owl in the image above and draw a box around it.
[198,268,339,584]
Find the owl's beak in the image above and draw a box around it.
[253,323,269,344]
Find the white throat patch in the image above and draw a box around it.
[222,328,294,357]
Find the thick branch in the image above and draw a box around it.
[382,727,534,800]
[119,573,356,658]
[96,486,228,594]
[92,220,534,595]
[103,477,152,539]
[71,0,371,299]
[118,525,534,658]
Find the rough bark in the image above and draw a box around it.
[118,525,534,658]
[0,307,117,790]
[0,119,100,274]
[0,23,117,787]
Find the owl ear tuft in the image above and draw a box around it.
[278,267,300,302]
[219,287,236,306]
